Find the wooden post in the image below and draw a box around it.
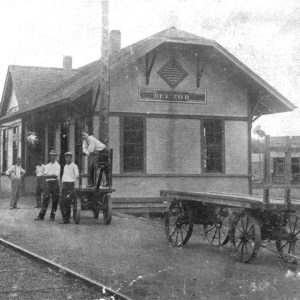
[263,135,271,206]
[99,0,110,147]
[284,137,292,207]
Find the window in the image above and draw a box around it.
[2,129,8,172]
[273,158,285,177]
[12,126,19,163]
[203,119,223,173]
[122,116,144,172]
[48,124,55,155]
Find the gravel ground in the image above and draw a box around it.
[0,243,116,300]
[0,194,300,299]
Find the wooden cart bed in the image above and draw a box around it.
[160,190,300,210]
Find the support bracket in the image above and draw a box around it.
[196,51,208,88]
[146,51,156,85]
[91,83,101,114]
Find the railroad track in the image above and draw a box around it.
[0,238,132,300]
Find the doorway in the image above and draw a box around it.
[60,121,69,176]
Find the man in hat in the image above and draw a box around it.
[81,130,108,187]
[59,152,79,224]
[35,150,60,221]
[5,157,25,209]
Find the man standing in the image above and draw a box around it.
[6,157,25,209]
[35,158,45,208]
[35,150,60,221]
[59,152,79,224]
[81,130,108,187]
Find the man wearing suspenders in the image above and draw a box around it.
[5,157,25,209]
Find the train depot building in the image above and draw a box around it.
[0,27,295,200]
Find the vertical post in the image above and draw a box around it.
[99,0,110,147]
[263,134,270,205]
[248,120,253,195]
[44,125,48,163]
[284,137,292,207]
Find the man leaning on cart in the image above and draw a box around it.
[81,130,109,188]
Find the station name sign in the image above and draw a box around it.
[139,89,206,104]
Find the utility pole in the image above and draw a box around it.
[99,0,110,146]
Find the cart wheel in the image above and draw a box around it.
[93,195,100,219]
[75,208,81,224]
[73,208,77,221]
[204,207,232,247]
[276,214,300,264]
[103,194,112,225]
[165,200,193,247]
[230,212,261,263]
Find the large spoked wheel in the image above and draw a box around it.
[93,194,101,219]
[75,208,81,224]
[230,212,261,263]
[165,200,193,247]
[103,194,112,225]
[204,207,232,247]
[276,214,300,264]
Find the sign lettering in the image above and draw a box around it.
[139,89,206,103]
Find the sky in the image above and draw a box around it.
[0,0,299,136]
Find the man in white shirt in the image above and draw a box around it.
[35,150,60,221]
[59,152,79,224]
[6,157,25,209]
[35,158,45,208]
[81,130,108,187]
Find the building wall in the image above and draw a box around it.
[109,116,120,174]
[110,45,248,117]
[146,118,201,174]
[112,175,249,198]
[225,120,248,174]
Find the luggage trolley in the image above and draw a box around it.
[72,147,115,224]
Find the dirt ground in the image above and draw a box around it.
[0,194,300,300]
[0,244,115,300]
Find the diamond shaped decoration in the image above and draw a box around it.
[157,59,188,88]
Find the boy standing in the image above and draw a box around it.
[6,157,25,209]
[59,152,79,224]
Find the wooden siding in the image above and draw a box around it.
[146,117,201,174]
[110,45,248,117]
[109,116,120,173]
[225,120,248,174]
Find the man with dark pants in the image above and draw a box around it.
[59,152,79,224]
[81,130,109,188]
[35,150,60,221]
[6,157,25,209]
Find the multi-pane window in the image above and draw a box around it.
[273,158,285,177]
[48,124,55,155]
[2,129,8,172]
[12,126,19,163]
[123,116,144,172]
[203,119,223,173]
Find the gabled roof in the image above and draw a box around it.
[0,65,80,117]
[0,27,296,122]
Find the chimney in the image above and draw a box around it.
[63,55,72,69]
[109,30,121,55]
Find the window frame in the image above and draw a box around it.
[120,115,146,174]
[2,129,8,172]
[201,118,225,174]
[12,125,20,164]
